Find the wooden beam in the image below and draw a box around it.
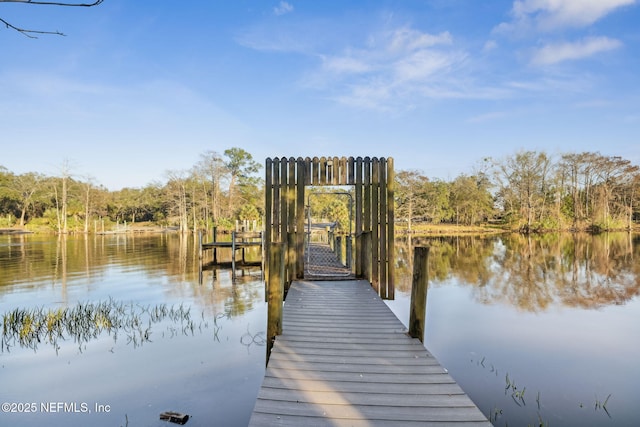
[266,242,284,363]
[287,158,296,285]
[387,157,395,299]
[379,157,388,299]
[363,156,371,281]
[264,158,273,285]
[339,157,347,185]
[296,157,305,279]
[312,157,320,185]
[355,156,363,277]
[409,246,429,343]
[371,157,380,294]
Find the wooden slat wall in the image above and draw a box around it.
[264,157,395,298]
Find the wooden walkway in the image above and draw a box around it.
[249,279,491,426]
[304,241,354,280]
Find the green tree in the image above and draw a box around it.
[223,148,261,218]
[0,166,19,225]
[449,173,494,225]
[395,170,429,232]
[423,179,451,224]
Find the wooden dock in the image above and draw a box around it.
[249,279,491,426]
[199,230,263,270]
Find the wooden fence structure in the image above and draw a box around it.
[264,156,395,299]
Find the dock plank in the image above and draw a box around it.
[249,280,491,426]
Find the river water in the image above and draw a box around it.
[1,232,638,426]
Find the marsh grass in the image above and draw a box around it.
[471,353,615,426]
[594,394,612,417]
[1,298,203,354]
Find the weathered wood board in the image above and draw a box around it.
[249,280,491,426]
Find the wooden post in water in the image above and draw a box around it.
[211,226,218,264]
[409,246,429,343]
[266,242,284,363]
[264,158,272,286]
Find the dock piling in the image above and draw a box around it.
[409,246,429,343]
[266,242,284,363]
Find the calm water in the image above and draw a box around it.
[0,233,266,427]
[1,232,639,426]
[389,233,640,427]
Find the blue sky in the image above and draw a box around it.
[1,0,639,190]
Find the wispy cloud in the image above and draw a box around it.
[467,111,509,123]
[274,1,294,16]
[497,0,636,33]
[237,3,629,112]
[531,36,622,65]
[239,21,477,111]
[308,26,475,110]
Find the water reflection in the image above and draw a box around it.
[396,233,640,311]
[0,234,263,314]
[390,232,640,427]
[0,234,267,427]
[2,232,639,426]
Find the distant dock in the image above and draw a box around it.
[199,227,264,274]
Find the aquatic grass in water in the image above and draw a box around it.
[1,298,203,354]
[471,353,615,426]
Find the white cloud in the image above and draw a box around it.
[531,36,622,65]
[308,26,473,110]
[274,1,294,16]
[483,40,498,52]
[238,21,507,110]
[497,0,636,33]
[386,27,452,52]
[467,111,509,123]
[322,54,372,74]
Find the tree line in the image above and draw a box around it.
[0,148,261,234]
[1,149,638,234]
[396,150,639,232]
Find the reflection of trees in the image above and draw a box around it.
[0,234,263,318]
[394,233,640,312]
[554,233,640,308]
[395,235,497,289]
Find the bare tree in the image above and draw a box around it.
[14,172,43,227]
[1,0,103,38]
[494,150,551,232]
[196,151,227,226]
